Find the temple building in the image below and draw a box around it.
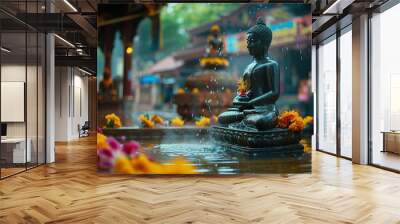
[144,4,312,114]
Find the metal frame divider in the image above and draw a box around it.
[336,21,341,157]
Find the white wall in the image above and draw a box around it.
[1,63,46,164]
[55,67,89,141]
[1,65,39,138]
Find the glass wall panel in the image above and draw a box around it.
[1,30,28,177]
[371,4,400,171]
[0,1,46,179]
[339,28,352,158]
[317,36,337,154]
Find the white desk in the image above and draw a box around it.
[1,138,31,163]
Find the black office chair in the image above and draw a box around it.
[78,121,90,138]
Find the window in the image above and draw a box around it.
[339,28,352,158]
[317,36,337,154]
[370,3,400,171]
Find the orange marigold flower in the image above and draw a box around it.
[139,114,155,128]
[131,154,163,174]
[177,88,185,94]
[151,114,164,125]
[277,110,300,128]
[288,117,304,132]
[237,79,247,96]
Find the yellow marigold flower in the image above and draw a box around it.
[105,113,122,128]
[163,157,197,174]
[114,156,135,174]
[303,116,313,126]
[177,88,185,94]
[195,116,211,127]
[171,117,185,127]
[288,117,304,132]
[97,133,109,150]
[139,114,155,128]
[237,79,247,95]
[191,88,199,94]
[151,114,164,125]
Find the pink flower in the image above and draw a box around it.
[98,149,113,158]
[98,160,112,169]
[123,141,140,156]
[107,137,120,151]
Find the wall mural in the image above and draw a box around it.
[97,3,312,174]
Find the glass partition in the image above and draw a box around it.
[1,31,28,177]
[317,35,337,154]
[0,1,46,179]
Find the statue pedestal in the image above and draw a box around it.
[211,126,304,153]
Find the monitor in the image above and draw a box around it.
[1,123,7,137]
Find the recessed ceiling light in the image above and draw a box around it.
[1,47,11,53]
[63,0,78,12]
[54,34,75,48]
[78,67,92,76]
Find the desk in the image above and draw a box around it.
[1,138,31,163]
[382,131,400,154]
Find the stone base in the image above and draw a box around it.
[103,126,209,141]
[211,125,304,153]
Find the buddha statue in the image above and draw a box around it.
[98,67,117,101]
[217,18,279,131]
[207,24,224,57]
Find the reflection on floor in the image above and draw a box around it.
[1,167,25,177]
[0,135,400,223]
[373,150,400,171]
[0,163,43,179]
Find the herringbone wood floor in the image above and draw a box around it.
[1,136,400,224]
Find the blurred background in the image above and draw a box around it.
[97,3,312,127]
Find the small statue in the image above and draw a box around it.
[217,18,279,131]
[98,67,117,101]
[206,24,224,57]
[200,25,229,69]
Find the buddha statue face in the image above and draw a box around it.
[246,18,272,59]
[246,33,265,58]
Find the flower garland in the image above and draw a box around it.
[97,133,197,174]
[200,57,229,67]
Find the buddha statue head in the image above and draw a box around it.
[246,18,272,58]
